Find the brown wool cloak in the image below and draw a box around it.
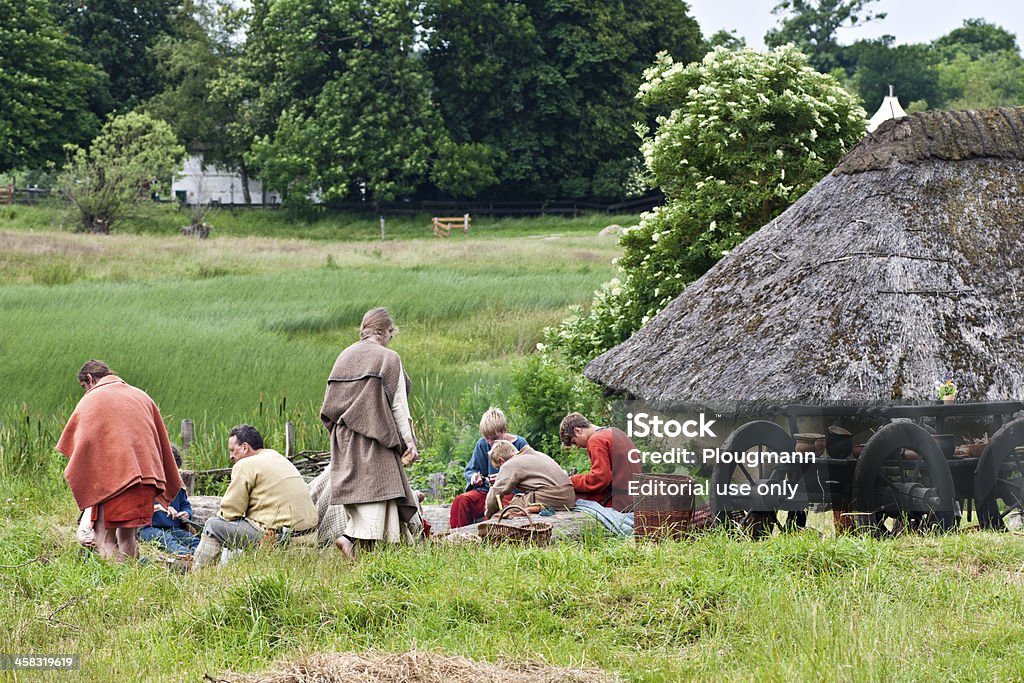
[320,340,418,522]
[57,375,182,511]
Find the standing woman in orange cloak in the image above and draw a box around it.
[57,360,182,562]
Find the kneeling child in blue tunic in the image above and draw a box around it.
[138,446,200,556]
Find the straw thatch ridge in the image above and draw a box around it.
[585,107,1024,404]
[836,107,1024,174]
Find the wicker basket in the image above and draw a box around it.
[633,473,696,541]
[477,504,553,547]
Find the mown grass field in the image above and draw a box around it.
[4,206,1024,682]
[0,202,636,242]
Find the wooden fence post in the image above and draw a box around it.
[285,421,296,458]
[181,419,194,451]
[181,470,196,497]
[180,418,196,495]
[428,472,447,501]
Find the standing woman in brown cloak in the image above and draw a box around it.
[320,308,421,559]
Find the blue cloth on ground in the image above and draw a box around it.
[573,499,634,536]
[138,526,200,555]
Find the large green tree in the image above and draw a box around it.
[934,18,1019,60]
[234,0,444,203]
[841,19,1022,112]
[936,51,1024,110]
[0,0,101,171]
[549,46,866,366]
[847,38,941,111]
[51,0,181,115]
[933,20,1024,110]
[424,0,704,200]
[765,0,885,73]
[143,0,238,150]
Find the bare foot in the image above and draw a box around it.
[334,535,356,562]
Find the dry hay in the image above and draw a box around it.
[224,650,617,683]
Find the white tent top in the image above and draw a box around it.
[867,86,908,132]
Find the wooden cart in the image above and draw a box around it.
[709,401,1024,536]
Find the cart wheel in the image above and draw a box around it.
[711,420,807,538]
[851,422,957,534]
[975,417,1024,530]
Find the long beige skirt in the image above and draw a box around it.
[344,500,416,544]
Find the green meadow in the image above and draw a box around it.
[0,201,636,241]
[0,209,625,471]
[4,207,1024,682]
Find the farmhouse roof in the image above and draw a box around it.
[584,107,1024,405]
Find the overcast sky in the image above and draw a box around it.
[687,0,1024,51]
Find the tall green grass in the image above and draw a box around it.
[0,231,618,479]
[1,264,609,425]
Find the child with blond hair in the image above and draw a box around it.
[484,441,576,517]
[448,407,530,528]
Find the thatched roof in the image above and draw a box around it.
[585,107,1024,404]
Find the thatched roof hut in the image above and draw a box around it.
[585,107,1024,404]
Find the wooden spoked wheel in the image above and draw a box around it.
[851,422,957,535]
[975,418,1024,530]
[710,420,808,539]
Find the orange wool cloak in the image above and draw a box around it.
[57,375,182,511]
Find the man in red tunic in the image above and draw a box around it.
[559,412,641,512]
[57,360,182,562]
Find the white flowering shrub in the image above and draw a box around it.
[547,45,866,370]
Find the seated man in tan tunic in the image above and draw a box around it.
[192,424,318,569]
[484,441,576,518]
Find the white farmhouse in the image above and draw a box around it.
[172,154,281,206]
